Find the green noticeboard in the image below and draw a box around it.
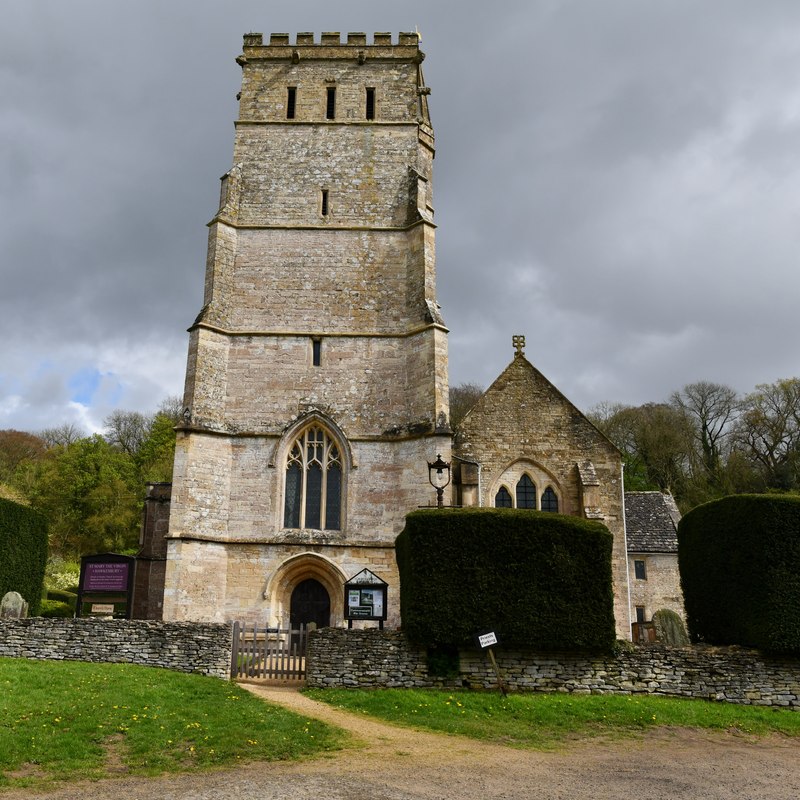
[344,568,388,627]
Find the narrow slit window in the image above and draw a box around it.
[286,87,296,119]
[321,189,329,216]
[326,87,336,119]
[365,87,375,120]
[312,338,321,366]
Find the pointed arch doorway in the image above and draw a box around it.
[290,578,331,630]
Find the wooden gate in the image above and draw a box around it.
[230,622,310,681]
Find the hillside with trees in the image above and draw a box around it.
[0,397,180,560]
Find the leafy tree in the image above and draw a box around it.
[136,412,177,482]
[27,435,141,556]
[0,430,46,483]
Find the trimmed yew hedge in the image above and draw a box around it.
[395,508,615,652]
[0,497,48,615]
[678,494,800,654]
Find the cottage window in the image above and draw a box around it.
[284,425,342,530]
[540,486,559,512]
[635,606,646,624]
[494,486,513,508]
[634,559,647,580]
[516,475,537,509]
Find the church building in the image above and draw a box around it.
[155,32,678,640]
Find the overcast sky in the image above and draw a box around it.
[3,1,800,435]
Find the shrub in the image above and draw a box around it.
[46,589,77,609]
[38,599,74,618]
[678,494,800,654]
[0,497,48,615]
[395,508,615,652]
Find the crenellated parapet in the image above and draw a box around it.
[239,31,425,63]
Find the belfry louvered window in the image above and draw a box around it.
[284,425,342,530]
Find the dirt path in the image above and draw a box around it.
[7,684,800,800]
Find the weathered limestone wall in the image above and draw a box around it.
[0,619,232,679]
[306,629,800,708]
[164,32,448,624]
[454,355,630,637]
[164,538,403,626]
[628,552,685,621]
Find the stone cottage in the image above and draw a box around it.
[625,491,684,626]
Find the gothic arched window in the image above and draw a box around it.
[284,425,342,530]
[494,486,513,508]
[541,486,559,513]
[516,475,537,509]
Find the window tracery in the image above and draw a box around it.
[284,425,342,530]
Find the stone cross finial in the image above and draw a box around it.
[512,334,526,357]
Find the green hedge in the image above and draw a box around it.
[0,497,48,616]
[39,599,74,618]
[678,494,800,654]
[395,508,616,652]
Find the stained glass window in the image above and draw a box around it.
[495,486,513,508]
[541,486,559,512]
[284,425,342,530]
[516,475,537,509]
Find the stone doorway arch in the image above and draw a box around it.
[265,552,346,628]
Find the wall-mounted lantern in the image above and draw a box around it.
[427,453,451,509]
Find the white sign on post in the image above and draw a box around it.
[478,631,498,649]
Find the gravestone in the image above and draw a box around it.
[0,591,28,619]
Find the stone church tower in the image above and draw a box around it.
[162,32,450,626]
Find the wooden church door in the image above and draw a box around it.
[290,578,331,630]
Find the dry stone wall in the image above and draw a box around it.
[306,628,800,708]
[0,619,232,679]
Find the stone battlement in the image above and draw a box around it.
[243,31,421,48]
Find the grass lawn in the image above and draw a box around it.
[0,658,348,790]
[305,687,800,749]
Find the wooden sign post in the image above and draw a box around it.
[477,631,507,696]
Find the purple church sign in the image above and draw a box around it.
[76,553,135,618]
[84,562,130,592]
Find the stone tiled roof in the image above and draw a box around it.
[625,491,680,553]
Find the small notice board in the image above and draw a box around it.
[76,553,135,619]
[344,568,388,628]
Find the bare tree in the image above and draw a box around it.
[39,423,84,448]
[671,382,739,486]
[158,394,184,424]
[735,378,800,490]
[103,410,150,456]
[449,382,484,428]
